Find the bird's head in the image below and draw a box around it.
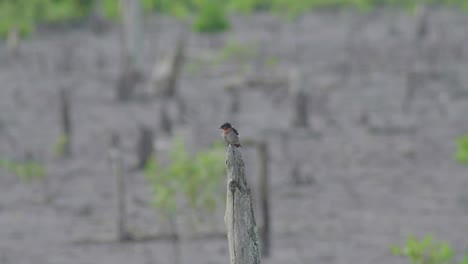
[219,122,232,131]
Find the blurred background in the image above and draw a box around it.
[1,0,468,263]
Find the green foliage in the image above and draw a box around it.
[144,137,225,218]
[0,0,92,38]
[391,235,468,264]
[272,0,338,19]
[193,0,230,33]
[0,158,46,183]
[190,141,226,210]
[153,0,195,18]
[1,0,468,39]
[455,134,468,165]
[0,1,31,37]
[101,0,120,19]
[227,0,273,13]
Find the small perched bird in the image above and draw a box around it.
[219,123,241,147]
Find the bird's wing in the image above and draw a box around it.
[232,128,239,135]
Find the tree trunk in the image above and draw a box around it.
[224,146,261,264]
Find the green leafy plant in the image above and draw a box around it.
[227,0,273,13]
[392,235,468,264]
[193,0,230,33]
[0,0,92,39]
[0,158,46,183]
[455,134,468,165]
[2,0,468,39]
[0,0,36,38]
[144,137,225,219]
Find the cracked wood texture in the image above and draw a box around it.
[224,146,261,264]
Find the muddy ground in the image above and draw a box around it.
[1,8,468,264]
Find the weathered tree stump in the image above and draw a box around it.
[224,146,261,264]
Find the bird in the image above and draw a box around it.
[219,123,241,147]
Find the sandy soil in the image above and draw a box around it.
[1,8,468,264]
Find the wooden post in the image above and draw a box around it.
[108,133,131,241]
[224,146,261,264]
